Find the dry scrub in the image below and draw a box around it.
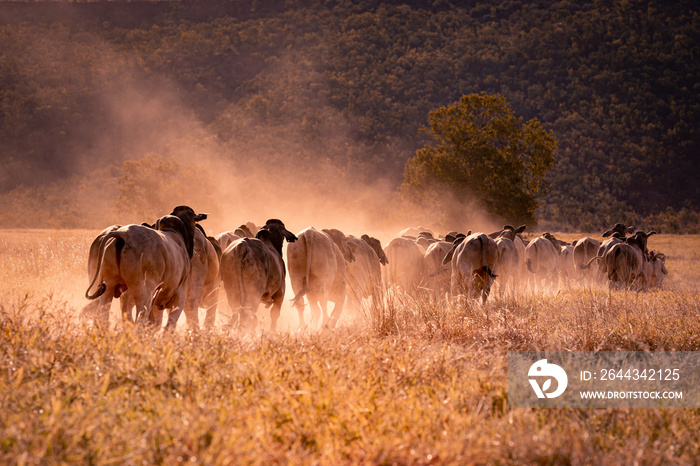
[1,231,699,464]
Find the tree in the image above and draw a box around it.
[401,93,556,226]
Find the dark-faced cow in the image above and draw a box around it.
[219,219,297,333]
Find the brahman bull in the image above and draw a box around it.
[84,206,205,329]
[490,225,527,286]
[643,251,668,290]
[558,242,576,288]
[442,233,499,304]
[600,230,657,290]
[383,236,425,294]
[422,240,453,299]
[219,219,297,333]
[572,236,601,286]
[176,224,221,329]
[597,224,636,278]
[524,233,561,293]
[494,236,519,296]
[288,227,351,329]
[215,223,258,252]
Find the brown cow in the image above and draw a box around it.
[524,233,561,293]
[219,219,297,333]
[442,233,499,304]
[572,237,601,286]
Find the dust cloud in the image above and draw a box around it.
[1,25,505,329]
[3,34,501,242]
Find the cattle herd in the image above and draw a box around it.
[81,206,668,332]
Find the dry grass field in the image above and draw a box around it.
[1,229,699,464]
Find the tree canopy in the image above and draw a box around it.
[402,93,555,226]
[0,0,698,231]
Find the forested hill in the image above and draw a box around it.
[1,0,698,231]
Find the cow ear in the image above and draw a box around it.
[442,237,465,265]
[515,225,527,233]
[361,234,370,242]
[572,240,578,247]
[284,230,297,243]
[380,250,389,265]
[647,230,658,237]
[602,228,613,237]
[256,229,272,242]
[466,230,472,236]
[442,246,456,266]
[195,213,208,222]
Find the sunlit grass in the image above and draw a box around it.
[1,230,699,463]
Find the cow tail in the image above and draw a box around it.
[237,249,246,311]
[479,235,497,279]
[389,244,398,286]
[291,233,312,304]
[580,255,602,270]
[85,232,122,300]
[141,282,164,323]
[608,247,622,281]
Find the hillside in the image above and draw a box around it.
[0,0,698,231]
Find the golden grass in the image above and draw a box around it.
[1,230,699,464]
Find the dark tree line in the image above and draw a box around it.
[0,0,698,230]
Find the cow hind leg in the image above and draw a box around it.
[165,293,187,332]
[201,286,219,329]
[293,297,306,330]
[307,293,323,330]
[473,269,492,304]
[182,292,200,331]
[79,300,99,322]
[94,291,114,328]
[327,288,347,329]
[269,293,283,332]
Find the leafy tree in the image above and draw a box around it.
[401,93,555,226]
